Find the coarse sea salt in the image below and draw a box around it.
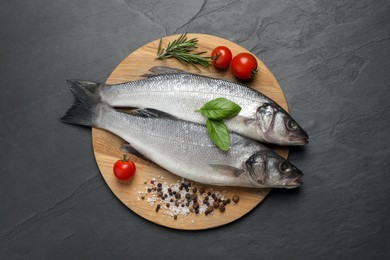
[136,176,231,220]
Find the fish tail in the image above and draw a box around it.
[60,80,102,127]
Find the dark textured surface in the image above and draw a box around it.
[1,0,389,259]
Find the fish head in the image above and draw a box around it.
[256,103,308,145]
[245,151,303,188]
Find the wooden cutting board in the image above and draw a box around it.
[92,34,289,230]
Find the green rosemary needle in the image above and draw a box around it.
[156,33,211,70]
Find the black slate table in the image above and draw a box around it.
[1,1,389,259]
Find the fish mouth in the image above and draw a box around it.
[288,133,309,145]
[286,176,303,188]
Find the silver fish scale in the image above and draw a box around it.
[98,104,265,187]
[101,73,270,118]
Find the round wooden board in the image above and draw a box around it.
[92,34,289,230]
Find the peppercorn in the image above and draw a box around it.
[199,187,205,194]
[185,202,190,207]
[195,208,199,214]
[211,193,216,199]
[170,198,174,202]
[232,195,239,203]
[157,183,162,188]
[157,191,163,197]
[175,193,181,199]
[164,194,168,198]
[174,215,177,220]
[207,205,213,212]
[147,188,152,193]
[208,191,211,196]
[179,186,183,191]
[190,194,197,201]
[181,204,185,207]
[168,188,172,193]
[219,204,225,212]
[166,203,170,208]
[226,198,231,204]
[175,202,179,207]
[157,187,162,192]
[141,196,145,200]
[156,204,161,212]
[192,187,197,193]
[185,193,191,200]
[213,201,219,208]
[223,200,227,205]
[193,202,199,209]
[204,196,209,201]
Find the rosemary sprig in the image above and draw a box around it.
[156,33,211,70]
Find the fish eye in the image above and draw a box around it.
[286,119,298,130]
[279,162,289,172]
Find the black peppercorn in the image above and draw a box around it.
[190,194,197,201]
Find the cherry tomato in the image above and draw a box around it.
[231,53,258,80]
[113,154,136,181]
[211,46,233,70]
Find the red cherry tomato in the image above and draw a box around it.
[113,154,136,181]
[211,46,233,70]
[231,53,258,80]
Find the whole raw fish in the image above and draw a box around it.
[72,66,308,145]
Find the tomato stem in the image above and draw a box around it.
[122,154,128,162]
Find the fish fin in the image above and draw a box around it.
[140,66,187,78]
[209,164,245,177]
[66,79,102,95]
[60,81,102,127]
[120,144,149,161]
[129,108,177,119]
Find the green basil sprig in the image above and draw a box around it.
[196,98,242,151]
[195,98,241,120]
[206,119,230,151]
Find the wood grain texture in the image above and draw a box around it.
[92,34,289,230]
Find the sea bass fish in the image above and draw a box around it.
[61,83,303,188]
[72,66,308,146]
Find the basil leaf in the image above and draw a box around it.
[195,98,241,120]
[206,119,230,151]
